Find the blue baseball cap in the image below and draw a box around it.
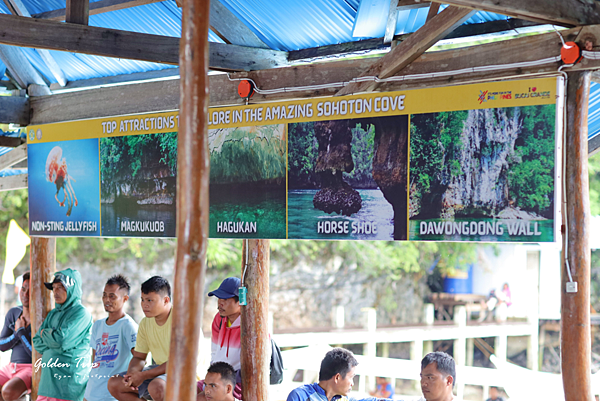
[208,277,241,299]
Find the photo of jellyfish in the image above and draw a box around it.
[45,146,78,216]
[28,139,101,237]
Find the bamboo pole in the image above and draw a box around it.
[164,0,210,397]
[29,237,55,400]
[561,70,592,401]
[240,239,270,401]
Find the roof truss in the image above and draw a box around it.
[0,13,287,71]
[442,0,600,26]
[337,5,476,95]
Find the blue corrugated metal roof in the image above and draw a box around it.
[0,1,524,82]
[1,0,600,139]
[588,82,600,140]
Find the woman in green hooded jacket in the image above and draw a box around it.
[33,268,93,401]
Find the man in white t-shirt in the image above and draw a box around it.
[84,274,138,401]
[418,352,457,401]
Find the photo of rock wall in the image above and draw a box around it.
[409,105,556,242]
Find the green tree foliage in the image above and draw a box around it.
[100,133,177,183]
[507,105,555,214]
[287,122,318,188]
[410,111,466,195]
[343,123,377,188]
[210,126,285,184]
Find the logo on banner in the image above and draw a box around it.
[478,90,488,104]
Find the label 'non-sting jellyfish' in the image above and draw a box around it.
[45,146,78,216]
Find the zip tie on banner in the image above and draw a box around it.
[227,56,562,95]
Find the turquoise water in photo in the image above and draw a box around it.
[209,185,286,239]
[288,189,395,240]
[409,218,555,242]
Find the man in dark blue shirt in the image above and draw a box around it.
[0,273,32,401]
[287,348,389,401]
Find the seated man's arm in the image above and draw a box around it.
[124,351,166,388]
[0,309,20,352]
[32,326,48,355]
[40,307,91,351]
[14,325,32,357]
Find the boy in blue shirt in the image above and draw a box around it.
[84,275,138,401]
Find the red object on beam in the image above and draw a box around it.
[238,80,254,98]
[561,41,581,64]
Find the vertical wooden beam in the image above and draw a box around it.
[562,70,592,401]
[383,0,399,44]
[29,237,55,401]
[66,0,89,24]
[240,239,270,401]
[426,2,441,21]
[164,0,209,397]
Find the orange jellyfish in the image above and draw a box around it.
[45,146,78,216]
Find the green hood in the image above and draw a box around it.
[33,268,92,401]
[50,268,83,310]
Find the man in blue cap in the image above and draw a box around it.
[197,277,242,401]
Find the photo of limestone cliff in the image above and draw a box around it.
[287,116,409,240]
[409,105,556,242]
[208,124,286,239]
[100,133,177,237]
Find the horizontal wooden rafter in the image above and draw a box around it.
[210,0,268,48]
[396,0,430,11]
[0,96,30,125]
[30,26,588,125]
[49,68,180,90]
[0,144,27,171]
[0,13,288,71]
[441,0,600,27]
[32,0,164,20]
[590,133,600,157]
[0,174,27,192]
[0,136,25,147]
[289,19,541,62]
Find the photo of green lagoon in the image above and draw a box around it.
[209,124,287,239]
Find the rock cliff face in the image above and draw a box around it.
[101,166,176,205]
[313,120,362,216]
[440,108,522,218]
[312,116,409,239]
[370,116,409,240]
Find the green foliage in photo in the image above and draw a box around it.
[100,133,177,183]
[343,123,377,188]
[507,105,555,213]
[288,122,319,188]
[210,125,285,184]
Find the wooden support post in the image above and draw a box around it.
[453,306,466,400]
[423,303,435,325]
[466,337,474,366]
[362,308,377,392]
[562,71,592,401]
[380,341,390,358]
[164,0,210,398]
[241,239,270,401]
[495,335,507,362]
[29,237,55,401]
[66,0,89,24]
